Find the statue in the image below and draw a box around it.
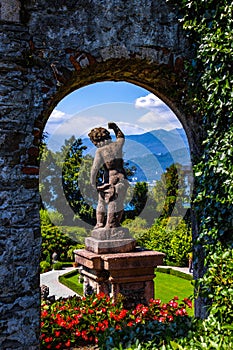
[88,122,129,229]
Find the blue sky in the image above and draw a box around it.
[45,81,183,151]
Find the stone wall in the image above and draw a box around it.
[0,1,202,348]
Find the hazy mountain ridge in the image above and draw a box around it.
[128,147,191,182]
[82,128,190,182]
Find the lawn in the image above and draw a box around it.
[154,271,194,315]
[58,270,83,295]
[60,268,194,315]
[154,271,193,301]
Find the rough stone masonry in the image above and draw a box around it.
[0,0,203,348]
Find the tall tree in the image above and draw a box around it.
[40,136,95,226]
[152,163,189,218]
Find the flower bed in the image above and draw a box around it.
[40,292,192,349]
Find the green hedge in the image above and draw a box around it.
[58,269,83,295]
[156,267,193,281]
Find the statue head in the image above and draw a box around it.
[88,127,111,147]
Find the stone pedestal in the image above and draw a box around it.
[74,248,165,308]
[85,227,136,254]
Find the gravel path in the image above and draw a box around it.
[40,267,78,299]
[40,265,192,301]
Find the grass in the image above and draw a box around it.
[59,268,194,315]
[154,271,194,315]
[58,269,83,295]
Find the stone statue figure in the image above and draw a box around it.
[88,122,129,229]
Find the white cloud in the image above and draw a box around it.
[135,93,182,130]
[138,111,181,130]
[48,109,70,124]
[135,93,164,109]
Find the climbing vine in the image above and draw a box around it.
[167,0,233,322]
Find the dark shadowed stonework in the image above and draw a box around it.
[0,0,204,348]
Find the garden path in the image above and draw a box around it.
[40,266,192,300]
[40,267,77,299]
[158,266,192,274]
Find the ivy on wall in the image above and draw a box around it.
[167,0,233,322]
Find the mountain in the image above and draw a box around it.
[82,128,191,182]
[127,147,191,182]
[125,128,189,156]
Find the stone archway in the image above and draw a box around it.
[0,1,204,348]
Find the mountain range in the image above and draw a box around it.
[83,128,191,183]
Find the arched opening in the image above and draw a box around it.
[39,80,193,294]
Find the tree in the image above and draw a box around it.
[40,136,95,226]
[152,163,189,219]
[137,216,192,266]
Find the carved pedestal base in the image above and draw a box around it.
[74,248,165,308]
[85,227,136,254]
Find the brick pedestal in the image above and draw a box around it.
[74,248,165,308]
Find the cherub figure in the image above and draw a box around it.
[88,122,129,229]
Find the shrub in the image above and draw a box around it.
[40,261,51,273]
[138,217,192,266]
[47,210,64,226]
[58,270,83,295]
[40,293,192,349]
[122,217,148,242]
[53,261,63,270]
[40,209,79,262]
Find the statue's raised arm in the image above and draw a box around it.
[108,122,125,141]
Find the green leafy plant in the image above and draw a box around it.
[165,0,233,327]
[40,260,51,273]
[139,217,192,266]
[53,261,63,270]
[40,209,78,263]
[40,293,192,349]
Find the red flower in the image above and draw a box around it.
[169,301,178,308]
[97,292,106,299]
[65,339,71,347]
[103,319,108,327]
[45,337,53,343]
[135,317,142,323]
[41,310,48,317]
[183,298,193,308]
[141,306,148,315]
[54,331,60,337]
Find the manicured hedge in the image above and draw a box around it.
[58,269,83,295]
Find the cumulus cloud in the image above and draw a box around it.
[135,93,182,130]
[135,93,164,109]
[48,109,70,124]
[138,111,181,130]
